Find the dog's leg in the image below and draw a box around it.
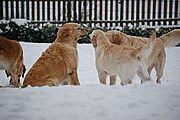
[11,73,21,88]
[98,72,107,85]
[9,77,13,85]
[148,64,154,77]
[119,74,132,86]
[138,70,151,84]
[5,70,10,77]
[120,79,132,86]
[110,75,116,85]
[70,71,80,85]
[138,58,151,83]
[119,69,136,86]
[155,50,166,84]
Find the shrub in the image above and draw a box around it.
[0,21,175,44]
[0,21,58,43]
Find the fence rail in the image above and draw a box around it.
[0,0,180,28]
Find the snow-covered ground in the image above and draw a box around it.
[0,43,180,120]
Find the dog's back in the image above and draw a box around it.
[106,30,148,48]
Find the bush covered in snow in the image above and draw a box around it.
[0,21,57,43]
[0,20,174,43]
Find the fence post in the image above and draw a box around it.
[11,0,14,19]
[105,0,108,27]
[0,0,3,20]
[78,0,82,21]
[158,0,162,25]
[115,0,119,26]
[67,0,71,21]
[174,0,179,25]
[136,0,140,26]
[5,0,8,20]
[89,0,92,27]
[73,0,77,21]
[119,0,124,26]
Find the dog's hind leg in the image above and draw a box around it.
[148,64,154,77]
[110,75,116,85]
[155,50,166,84]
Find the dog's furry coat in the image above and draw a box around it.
[22,23,87,88]
[0,36,26,87]
[106,29,180,84]
[91,30,156,85]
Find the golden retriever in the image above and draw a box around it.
[0,36,26,87]
[91,30,156,85]
[106,29,180,84]
[22,23,87,88]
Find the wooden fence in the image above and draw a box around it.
[0,0,180,28]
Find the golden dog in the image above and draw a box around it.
[22,23,87,88]
[106,29,180,84]
[91,30,156,85]
[0,36,26,87]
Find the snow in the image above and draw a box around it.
[11,19,30,26]
[0,43,180,120]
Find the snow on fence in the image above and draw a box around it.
[0,0,180,28]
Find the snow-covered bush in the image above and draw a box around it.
[0,20,174,43]
[0,21,58,43]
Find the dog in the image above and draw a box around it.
[91,30,156,85]
[106,29,180,84]
[0,36,26,87]
[21,23,88,88]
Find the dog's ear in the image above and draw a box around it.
[58,27,70,38]
[55,27,71,42]
[22,65,26,78]
[91,35,97,48]
[113,34,122,45]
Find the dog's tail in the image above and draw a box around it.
[159,29,180,47]
[138,30,156,59]
[130,31,155,60]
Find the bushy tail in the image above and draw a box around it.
[139,30,156,59]
[159,29,180,47]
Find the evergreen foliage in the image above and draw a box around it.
[0,21,174,44]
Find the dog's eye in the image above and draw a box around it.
[77,27,81,31]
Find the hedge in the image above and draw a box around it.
[0,21,174,44]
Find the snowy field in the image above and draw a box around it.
[0,43,180,120]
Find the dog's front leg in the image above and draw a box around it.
[110,75,116,85]
[11,74,21,88]
[70,71,80,85]
[98,72,107,85]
